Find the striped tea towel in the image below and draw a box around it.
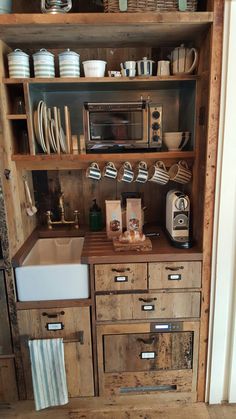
[28,338,69,411]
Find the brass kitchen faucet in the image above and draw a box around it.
[46,192,79,229]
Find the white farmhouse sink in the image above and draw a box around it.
[15,237,89,301]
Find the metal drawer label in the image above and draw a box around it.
[46,322,64,331]
[168,274,182,280]
[115,275,128,282]
[140,351,156,360]
[142,305,155,311]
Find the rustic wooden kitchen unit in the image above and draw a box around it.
[0,0,223,406]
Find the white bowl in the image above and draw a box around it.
[83,60,106,77]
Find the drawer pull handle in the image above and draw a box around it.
[42,311,65,319]
[137,336,156,345]
[78,330,84,345]
[139,298,157,303]
[111,268,130,273]
[165,266,184,271]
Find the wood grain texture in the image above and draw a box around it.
[0,358,18,402]
[17,307,94,399]
[94,263,147,292]
[148,261,202,289]
[197,0,224,401]
[0,399,214,419]
[0,270,12,355]
[0,13,213,48]
[96,292,201,321]
[82,231,203,264]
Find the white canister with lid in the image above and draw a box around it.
[33,49,55,78]
[7,49,30,78]
[59,49,80,78]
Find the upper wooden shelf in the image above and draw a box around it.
[12,151,195,171]
[0,13,213,48]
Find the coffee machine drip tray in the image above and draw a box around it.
[166,230,193,249]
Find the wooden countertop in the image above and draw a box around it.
[81,229,202,264]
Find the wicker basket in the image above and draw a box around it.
[104,0,198,13]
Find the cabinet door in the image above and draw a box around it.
[0,358,18,402]
[149,262,201,289]
[97,322,199,398]
[95,263,147,291]
[96,292,201,321]
[17,307,94,399]
[0,270,12,354]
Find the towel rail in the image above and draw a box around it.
[22,331,84,345]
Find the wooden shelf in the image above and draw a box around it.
[6,114,27,120]
[3,75,199,85]
[0,13,213,48]
[11,151,195,170]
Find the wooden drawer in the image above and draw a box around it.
[104,331,193,373]
[96,292,201,321]
[18,307,94,398]
[97,322,199,398]
[94,263,147,291]
[17,307,86,340]
[149,262,201,290]
[0,358,18,402]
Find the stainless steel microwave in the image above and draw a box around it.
[83,100,162,152]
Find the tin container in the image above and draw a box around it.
[33,49,55,78]
[0,0,12,14]
[7,49,30,78]
[59,49,80,78]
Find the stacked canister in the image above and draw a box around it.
[58,49,80,77]
[32,49,55,78]
[7,49,30,78]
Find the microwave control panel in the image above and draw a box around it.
[149,104,162,148]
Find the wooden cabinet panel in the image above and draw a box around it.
[94,263,147,291]
[17,307,94,399]
[0,358,18,402]
[96,292,201,321]
[149,262,202,289]
[0,270,12,355]
[97,322,199,398]
[104,332,193,373]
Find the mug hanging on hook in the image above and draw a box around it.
[41,0,72,14]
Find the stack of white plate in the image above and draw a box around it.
[33,49,55,78]
[59,49,80,78]
[163,131,191,151]
[33,100,67,154]
[7,49,30,78]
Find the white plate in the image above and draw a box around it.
[38,102,47,153]
[50,119,58,153]
[59,126,67,153]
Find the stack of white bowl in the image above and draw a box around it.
[33,49,55,78]
[163,131,190,151]
[7,49,30,78]
[59,49,80,78]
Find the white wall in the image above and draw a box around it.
[207,0,236,404]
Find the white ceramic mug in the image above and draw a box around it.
[134,161,148,183]
[118,161,134,183]
[164,132,190,151]
[103,162,118,179]
[148,161,170,185]
[86,162,101,181]
[169,160,192,184]
[157,60,170,76]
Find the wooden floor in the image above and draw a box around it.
[0,398,236,419]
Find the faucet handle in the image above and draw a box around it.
[74,210,79,229]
